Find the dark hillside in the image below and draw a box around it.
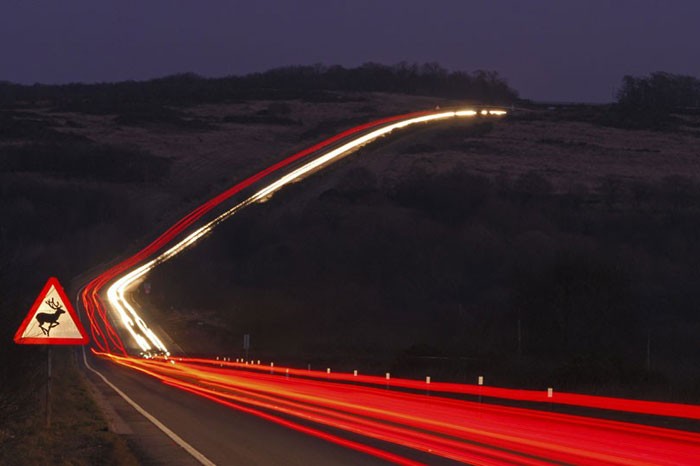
[143,115,700,402]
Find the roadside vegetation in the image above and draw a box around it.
[0,141,158,464]
[1,66,698,461]
[521,72,700,134]
[0,63,515,462]
[0,350,139,466]
[0,62,518,111]
[145,114,700,403]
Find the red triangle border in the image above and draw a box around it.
[13,277,89,345]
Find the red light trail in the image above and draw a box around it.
[79,109,700,464]
[99,352,700,465]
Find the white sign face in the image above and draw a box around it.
[14,277,89,345]
[19,285,83,339]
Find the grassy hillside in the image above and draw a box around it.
[2,78,699,462]
[0,350,139,466]
[0,85,449,461]
[142,113,700,402]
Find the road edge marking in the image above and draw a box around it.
[76,289,216,466]
[81,346,216,466]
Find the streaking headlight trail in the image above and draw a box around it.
[102,109,499,355]
[78,108,700,465]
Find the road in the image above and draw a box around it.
[81,350,700,465]
[83,351,450,465]
[77,108,700,465]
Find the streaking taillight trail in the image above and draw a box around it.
[99,352,700,465]
[80,108,700,464]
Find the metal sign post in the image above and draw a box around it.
[14,277,90,429]
[46,347,52,428]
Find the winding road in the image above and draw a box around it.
[77,108,700,465]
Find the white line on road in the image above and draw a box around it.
[76,290,216,466]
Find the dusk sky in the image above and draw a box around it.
[2,0,699,102]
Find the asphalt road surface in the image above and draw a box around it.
[82,351,458,465]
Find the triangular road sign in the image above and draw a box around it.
[14,277,89,345]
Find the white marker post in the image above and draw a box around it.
[478,376,484,404]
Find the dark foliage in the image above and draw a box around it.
[392,166,493,225]
[0,63,518,112]
[112,104,215,130]
[223,115,298,126]
[0,142,171,183]
[0,111,89,142]
[617,72,700,112]
[605,72,700,130]
[298,117,370,140]
[146,163,700,399]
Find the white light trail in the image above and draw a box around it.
[104,108,507,355]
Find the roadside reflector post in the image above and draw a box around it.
[327,368,331,375]
[270,362,274,374]
[548,387,554,410]
[385,372,390,389]
[426,376,431,384]
[285,368,289,379]
[353,370,358,377]
[478,376,484,404]
[257,359,260,365]
[307,363,311,371]
[426,375,431,396]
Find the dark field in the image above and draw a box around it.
[141,113,700,402]
[2,78,700,463]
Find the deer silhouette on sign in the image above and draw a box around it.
[36,298,65,336]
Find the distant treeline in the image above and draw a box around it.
[617,72,700,111]
[520,72,700,132]
[0,62,518,111]
[608,72,700,130]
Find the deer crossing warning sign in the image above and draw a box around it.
[14,277,89,345]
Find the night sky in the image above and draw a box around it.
[2,0,699,102]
